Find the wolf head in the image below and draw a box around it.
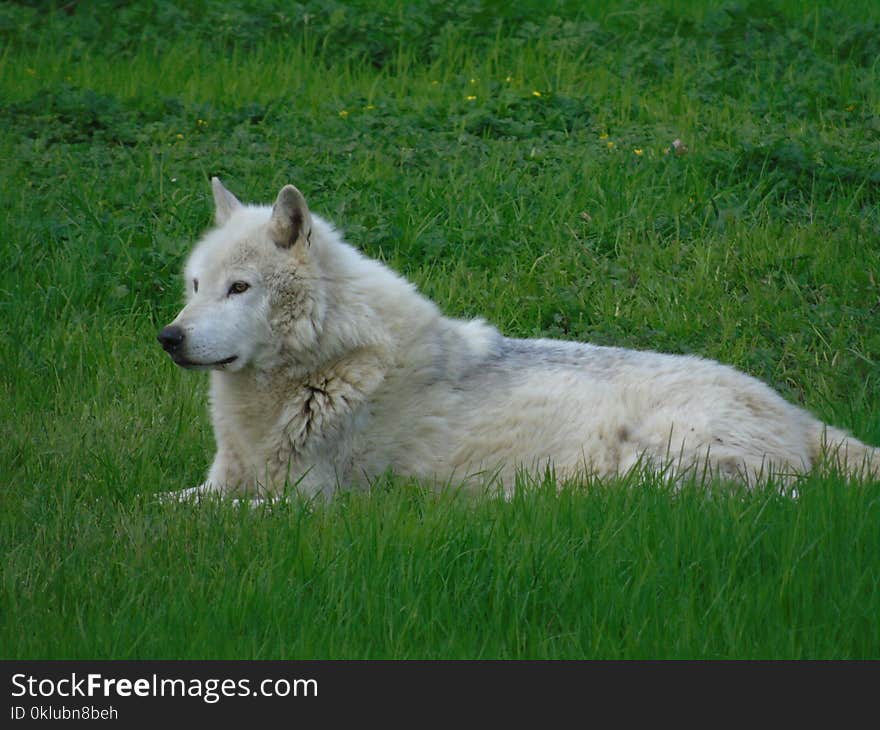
[157,178,324,372]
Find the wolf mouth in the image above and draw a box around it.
[173,355,238,368]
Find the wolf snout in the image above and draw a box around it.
[157,325,185,353]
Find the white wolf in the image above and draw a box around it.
[157,178,879,499]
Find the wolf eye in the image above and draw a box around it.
[227,281,250,296]
[193,278,199,293]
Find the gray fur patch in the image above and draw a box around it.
[469,337,636,381]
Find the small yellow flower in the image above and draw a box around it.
[364,104,375,110]
[532,90,542,97]
[466,95,477,101]
[176,133,184,140]
[197,119,207,127]
[599,132,609,140]
[606,141,615,149]
[633,148,643,156]
[339,110,349,118]
[505,75,513,83]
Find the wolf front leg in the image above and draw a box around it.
[200,441,267,497]
[158,450,235,502]
[159,450,262,504]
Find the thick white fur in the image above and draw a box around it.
[160,179,879,499]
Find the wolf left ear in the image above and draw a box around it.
[269,185,312,250]
[212,177,243,225]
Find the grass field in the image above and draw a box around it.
[1,0,879,659]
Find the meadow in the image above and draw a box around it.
[1,0,878,658]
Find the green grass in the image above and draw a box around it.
[1,0,879,658]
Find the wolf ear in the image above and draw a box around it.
[269,184,312,250]
[212,177,243,226]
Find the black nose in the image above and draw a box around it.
[157,325,185,352]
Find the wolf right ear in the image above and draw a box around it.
[212,177,243,225]
[269,184,312,250]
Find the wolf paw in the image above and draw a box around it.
[155,484,274,507]
[155,484,217,504]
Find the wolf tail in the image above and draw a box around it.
[812,425,880,479]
